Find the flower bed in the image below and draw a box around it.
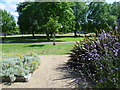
[0,53,40,82]
[68,30,120,88]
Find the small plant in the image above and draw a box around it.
[68,30,120,88]
[0,53,40,82]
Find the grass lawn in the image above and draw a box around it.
[1,33,96,55]
[2,43,75,55]
[1,33,95,43]
[1,33,95,37]
[0,33,75,37]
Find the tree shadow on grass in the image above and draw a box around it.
[1,36,64,43]
[55,62,94,88]
[27,44,45,47]
[1,35,87,43]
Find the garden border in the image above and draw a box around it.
[2,73,32,82]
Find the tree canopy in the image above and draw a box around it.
[85,2,117,33]
[72,2,88,36]
[17,1,119,38]
[1,9,17,38]
[17,2,75,39]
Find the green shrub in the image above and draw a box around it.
[68,30,120,88]
[0,53,40,82]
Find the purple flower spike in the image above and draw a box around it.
[115,26,118,30]
[115,42,120,47]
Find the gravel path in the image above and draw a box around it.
[1,55,91,88]
[1,55,74,88]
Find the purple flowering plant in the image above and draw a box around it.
[68,30,120,88]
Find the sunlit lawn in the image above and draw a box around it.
[1,33,96,55]
[2,43,75,55]
[1,33,95,43]
[0,33,75,37]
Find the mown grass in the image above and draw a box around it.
[0,33,75,37]
[1,33,95,43]
[2,43,75,55]
[1,33,95,38]
[1,33,96,55]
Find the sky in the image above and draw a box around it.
[0,0,119,23]
[0,0,25,22]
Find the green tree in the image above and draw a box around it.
[35,2,75,40]
[72,2,88,36]
[1,9,16,39]
[109,2,120,31]
[109,2,120,18]
[46,17,61,45]
[17,2,39,38]
[86,2,117,35]
[17,2,75,40]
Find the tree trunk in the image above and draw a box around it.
[32,31,35,38]
[74,30,77,37]
[74,20,78,37]
[53,32,56,45]
[47,34,50,41]
[95,30,99,37]
[4,33,6,39]
[50,33,53,37]
[46,29,50,41]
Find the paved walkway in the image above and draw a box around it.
[1,55,90,88]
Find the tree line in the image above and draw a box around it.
[1,2,120,40]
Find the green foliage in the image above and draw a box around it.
[1,9,17,36]
[46,17,61,34]
[109,2,120,18]
[16,2,119,37]
[17,2,75,39]
[17,2,39,35]
[86,2,117,33]
[68,30,120,88]
[72,2,88,36]
[13,26,20,34]
[0,53,40,82]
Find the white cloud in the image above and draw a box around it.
[105,0,120,3]
[12,12,19,17]
[0,0,25,3]
[0,0,25,23]
[0,3,6,9]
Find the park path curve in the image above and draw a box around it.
[1,55,90,88]
[1,55,74,88]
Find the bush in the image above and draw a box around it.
[67,30,120,88]
[0,53,40,82]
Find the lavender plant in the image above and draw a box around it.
[68,30,120,88]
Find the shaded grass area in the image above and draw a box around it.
[1,36,86,43]
[2,43,75,55]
